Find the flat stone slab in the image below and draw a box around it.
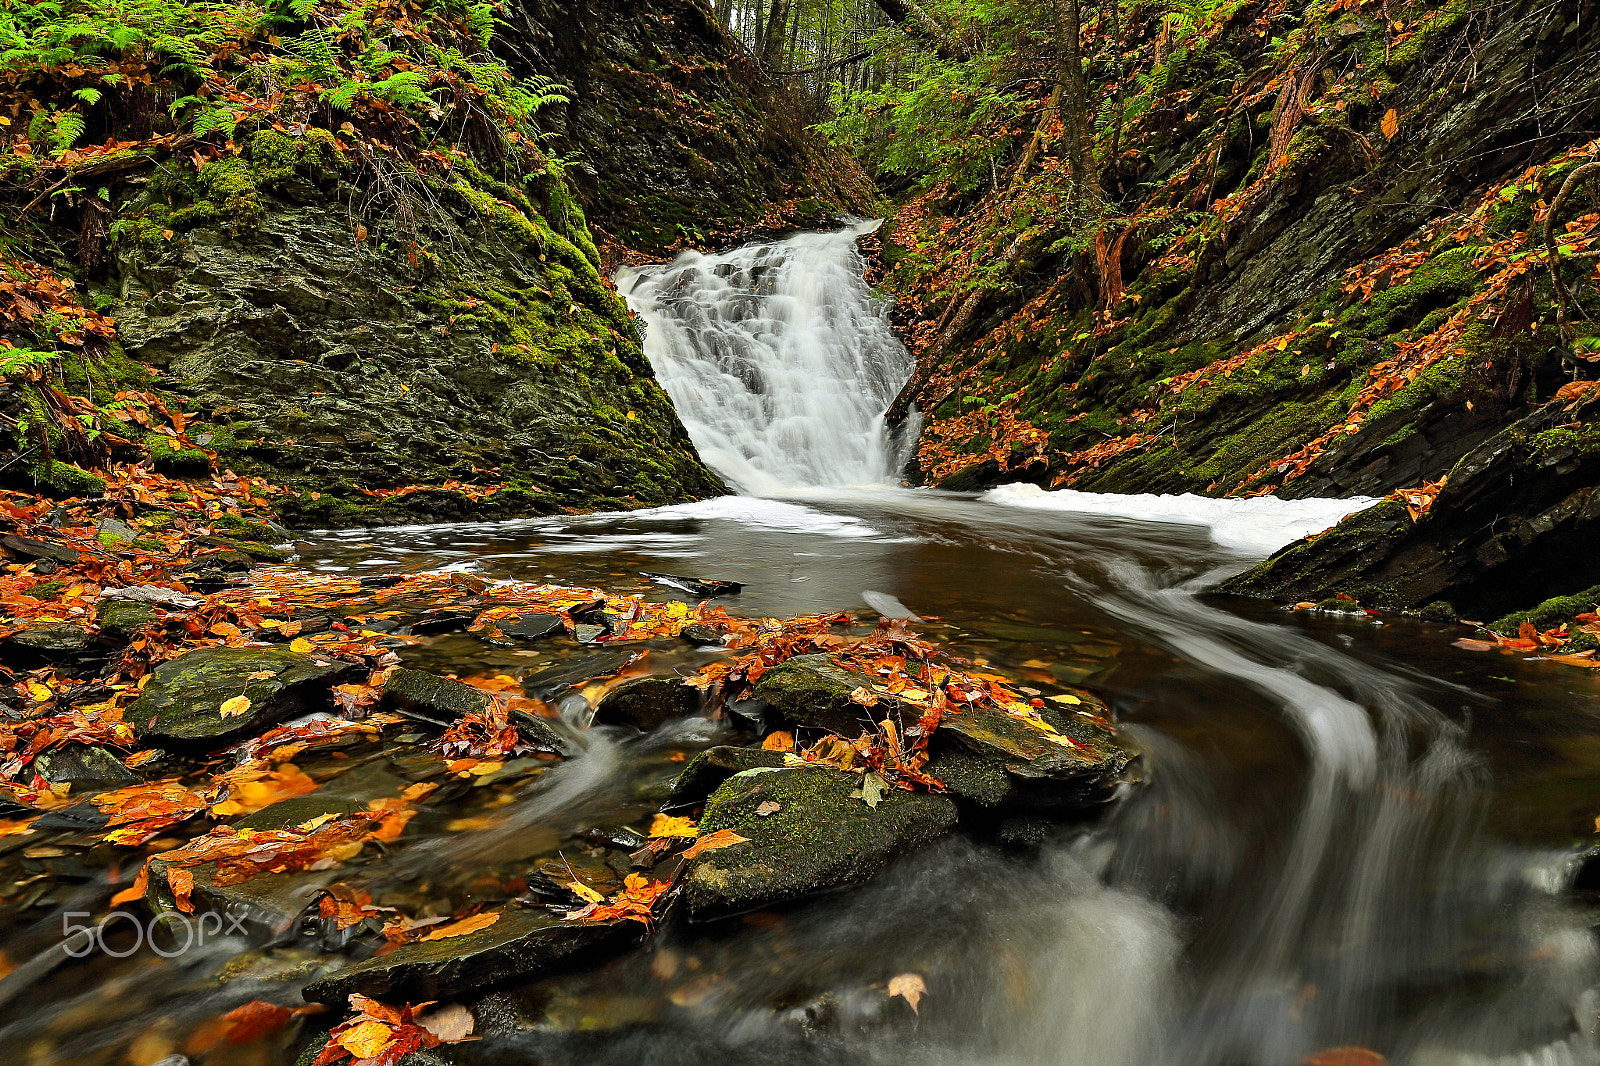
[592,677,699,731]
[301,907,639,1004]
[682,766,957,922]
[129,647,347,743]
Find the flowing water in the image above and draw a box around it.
[7,226,1600,1066]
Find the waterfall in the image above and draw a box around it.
[616,220,914,495]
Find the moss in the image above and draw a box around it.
[1490,584,1600,635]
[33,461,106,499]
[1383,0,1469,72]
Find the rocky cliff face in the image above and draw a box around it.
[494,0,880,255]
[3,0,871,526]
[881,0,1599,618]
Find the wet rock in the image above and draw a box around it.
[96,598,161,641]
[640,572,743,597]
[383,669,491,721]
[34,744,141,791]
[301,907,640,1004]
[680,624,725,647]
[2,624,92,666]
[499,613,565,641]
[754,654,1131,806]
[923,749,1013,806]
[591,677,699,731]
[408,610,477,636]
[751,654,881,736]
[681,766,958,921]
[522,652,631,697]
[129,647,348,744]
[0,534,80,565]
[664,746,789,809]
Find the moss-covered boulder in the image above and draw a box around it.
[301,907,639,1004]
[382,668,491,720]
[664,745,789,809]
[753,654,1131,804]
[95,598,161,641]
[682,766,958,921]
[129,647,347,743]
[591,676,699,731]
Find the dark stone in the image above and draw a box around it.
[34,744,141,791]
[499,613,565,641]
[0,534,80,564]
[924,749,1013,806]
[682,766,958,921]
[664,745,789,809]
[750,654,879,736]
[522,652,631,696]
[96,598,161,641]
[129,647,348,743]
[639,572,744,597]
[408,611,477,636]
[591,677,699,731]
[2,624,92,666]
[383,669,491,721]
[301,907,640,1004]
[680,624,725,647]
[96,518,138,541]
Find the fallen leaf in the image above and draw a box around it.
[887,972,926,1014]
[1380,108,1399,140]
[756,800,781,817]
[649,814,698,838]
[219,695,252,718]
[335,1018,393,1059]
[761,731,794,752]
[419,911,500,942]
[290,637,314,654]
[850,686,880,707]
[681,828,749,860]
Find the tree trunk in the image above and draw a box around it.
[1054,0,1098,204]
[870,0,963,59]
[761,0,791,64]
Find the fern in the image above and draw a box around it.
[50,109,85,153]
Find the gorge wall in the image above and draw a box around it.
[1,0,872,527]
[877,0,1600,622]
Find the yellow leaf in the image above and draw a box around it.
[219,695,252,718]
[567,880,605,903]
[649,814,698,839]
[289,637,313,654]
[419,911,500,941]
[888,972,926,1014]
[849,686,880,707]
[761,731,795,752]
[1381,108,1399,140]
[337,1018,394,1060]
[1046,693,1081,705]
[28,683,51,702]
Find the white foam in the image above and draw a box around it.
[983,483,1379,555]
[628,495,883,538]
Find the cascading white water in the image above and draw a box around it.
[616,219,914,494]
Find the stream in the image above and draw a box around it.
[7,224,1600,1065]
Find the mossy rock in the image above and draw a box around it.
[682,765,958,921]
[300,907,639,1004]
[95,598,161,641]
[30,461,106,500]
[129,647,348,743]
[382,668,490,721]
[754,654,1131,801]
[665,745,789,809]
[591,676,700,731]
[34,744,140,792]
